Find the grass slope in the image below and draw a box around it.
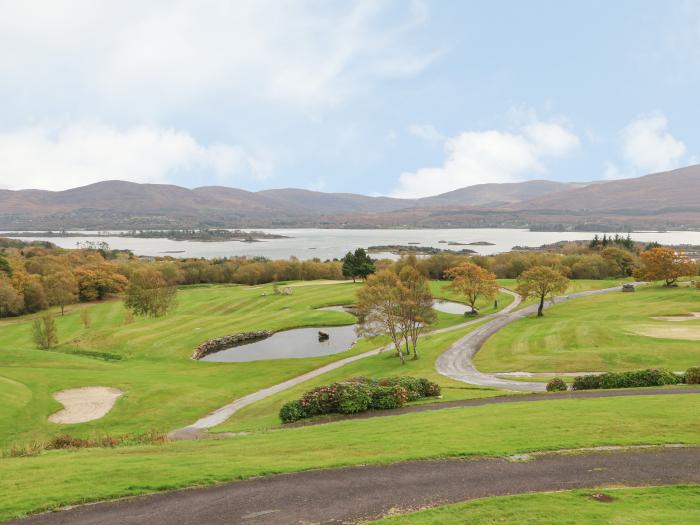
[373,485,700,524]
[0,394,698,520]
[477,286,700,372]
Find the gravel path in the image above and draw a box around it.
[10,447,700,524]
[435,284,644,392]
[170,289,519,439]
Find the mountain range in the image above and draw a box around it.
[1,165,699,231]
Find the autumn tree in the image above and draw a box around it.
[634,247,698,286]
[125,267,178,317]
[445,262,499,314]
[22,278,48,313]
[517,266,569,317]
[397,265,435,359]
[356,270,406,363]
[32,314,58,349]
[44,271,79,315]
[0,276,23,317]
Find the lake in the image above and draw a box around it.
[5,228,700,260]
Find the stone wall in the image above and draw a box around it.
[192,330,273,360]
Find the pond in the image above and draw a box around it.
[200,325,358,362]
[432,299,474,315]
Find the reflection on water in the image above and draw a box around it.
[433,299,474,315]
[200,325,358,362]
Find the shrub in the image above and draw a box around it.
[685,367,700,384]
[421,378,441,397]
[299,384,342,416]
[279,400,307,423]
[371,385,408,409]
[337,383,372,414]
[546,377,568,392]
[572,368,682,390]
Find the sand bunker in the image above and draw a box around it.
[48,387,123,424]
[629,325,700,341]
[652,312,700,322]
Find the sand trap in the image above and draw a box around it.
[48,387,123,424]
[629,325,700,341]
[652,312,700,322]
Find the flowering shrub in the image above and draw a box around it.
[279,376,440,423]
[685,367,700,384]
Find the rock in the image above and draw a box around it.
[192,330,273,360]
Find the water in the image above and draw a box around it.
[200,325,358,362]
[5,228,700,260]
[432,300,474,315]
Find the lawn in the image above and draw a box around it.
[0,279,509,447]
[212,322,501,433]
[0,394,698,521]
[372,485,700,524]
[476,285,700,372]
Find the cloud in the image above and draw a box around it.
[392,118,579,198]
[408,124,443,143]
[621,113,686,173]
[0,1,440,118]
[0,124,264,191]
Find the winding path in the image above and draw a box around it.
[11,447,700,524]
[170,289,520,439]
[436,283,643,392]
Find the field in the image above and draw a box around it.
[373,485,700,524]
[1,278,699,522]
[0,394,698,520]
[477,285,700,372]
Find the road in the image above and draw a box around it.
[10,447,700,525]
[436,283,644,391]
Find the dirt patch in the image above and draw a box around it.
[652,312,700,322]
[589,492,616,503]
[48,387,123,424]
[629,325,700,341]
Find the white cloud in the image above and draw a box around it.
[0,124,264,191]
[0,1,439,117]
[392,118,579,198]
[408,124,443,143]
[621,113,686,173]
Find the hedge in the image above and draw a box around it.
[572,368,683,391]
[546,377,568,392]
[280,376,441,423]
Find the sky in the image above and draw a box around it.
[1,0,699,197]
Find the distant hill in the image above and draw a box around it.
[1,166,699,230]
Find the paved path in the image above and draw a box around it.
[170,289,520,439]
[11,447,700,524]
[436,284,644,392]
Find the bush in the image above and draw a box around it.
[685,367,700,384]
[371,385,408,409]
[337,383,372,414]
[280,376,439,423]
[546,377,568,392]
[572,368,682,390]
[279,400,307,423]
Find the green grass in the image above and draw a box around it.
[477,285,700,373]
[0,279,510,447]
[0,394,698,521]
[496,278,632,294]
[372,485,700,524]
[212,322,501,433]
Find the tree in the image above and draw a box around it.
[356,270,407,364]
[342,249,376,282]
[125,267,178,317]
[44,271,79,316]
[445,262,499,314]
[634,247,698,286]
[32,314,58,349]
[23,279,48,313]
[0,276,24,317]
[80,309,91,329]
[0,253,11,277]
[397,266,435,359]
[517,266,569,317]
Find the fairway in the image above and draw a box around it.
[476,285,700,372]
